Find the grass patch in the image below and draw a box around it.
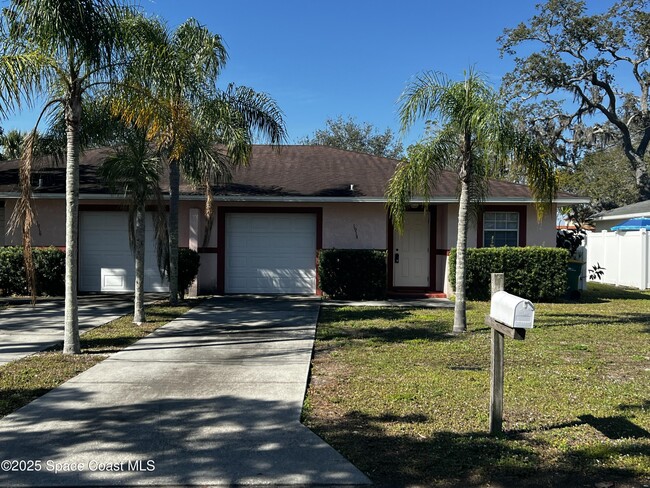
[304,283,650,487]
[0,301,193,418]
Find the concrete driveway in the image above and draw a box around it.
[0,295,135,366]
[0,296,370,486]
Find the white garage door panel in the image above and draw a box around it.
[80,212,168,293]
[225,213,317,294]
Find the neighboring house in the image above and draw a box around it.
[592,200,650,231]
[0,145,587,296]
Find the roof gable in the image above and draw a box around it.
[593,199,650,220]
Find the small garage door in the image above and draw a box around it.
[79,211,168,292]
[225,213,317,294]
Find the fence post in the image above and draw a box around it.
[617,231,622,286]
[489,273,505,435]
[639,229,650,290]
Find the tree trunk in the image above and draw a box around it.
[63,97,81,354]
[630,152,649,199]
[453,176,470,334]
[168,160,179,305]
[133,202,146,324]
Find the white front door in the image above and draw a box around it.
[393,212,430,287]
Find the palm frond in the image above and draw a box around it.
[173,18,227,87]
[218,84,287,145]
[386,134,455,231]
[4,0,134,74]
[7,131,40,304]
[98,128,163,253]
[0,48,55,117]
[398,71,451,133]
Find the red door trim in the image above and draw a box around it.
[387,209,437,293]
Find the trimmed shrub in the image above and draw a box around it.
[178,247,200,299]
[33,247,66,296]
[0,247,26,296]
[318,249,387,300]
[0,246,65,297]
[448,246,569,301]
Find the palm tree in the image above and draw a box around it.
[0,0,141,353]
[112,19,286,304]
[387,69,556,333]
[99,127,165,324]
[111,18,225,305]
[0,129,25,160]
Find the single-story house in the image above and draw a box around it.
[592,200,650,231]
[0,145,587,296]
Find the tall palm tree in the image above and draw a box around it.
[113,18,286,304]
[387,69,556,333]
[99,127,165,324]
[112,18,225,305]
[0,0,141,353]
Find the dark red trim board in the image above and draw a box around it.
[476,205,527,248]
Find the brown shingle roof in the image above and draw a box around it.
[0,144,583,202]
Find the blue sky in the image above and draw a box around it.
[4,0,543,146]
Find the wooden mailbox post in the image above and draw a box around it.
[485,273,534,435]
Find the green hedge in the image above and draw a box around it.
[318,249,387,300]
[0,246,65,297]
[178,247,200,299]
[448,246,569,301]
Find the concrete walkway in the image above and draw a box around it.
[0,296,135,366]
[0,297,370,486]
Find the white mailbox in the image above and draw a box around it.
[489,291,535,329]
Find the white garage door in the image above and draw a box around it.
[79,212,168,293]
[225,213,317,294]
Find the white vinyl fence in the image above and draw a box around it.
[584,229,650,290]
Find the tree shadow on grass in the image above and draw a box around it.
[319,307,417,323]
[533,312,650,331]
[317,321,458,343]
[318,325,458,343]
[618,399,650,413]
[560,286,650,304]
[308,410,649,487]
[318,307,458,343]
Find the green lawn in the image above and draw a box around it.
[0,302,193,418]
[304,284,650,487]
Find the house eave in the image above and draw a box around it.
[593,211,650,221]
[0,192,589,205]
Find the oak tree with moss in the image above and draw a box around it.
[499,0,650,198]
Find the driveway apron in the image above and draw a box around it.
[0,297,134,366]
[0,297,370,486]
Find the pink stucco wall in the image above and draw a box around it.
[444,203,557,249]
[4,199,67,247]
[1,197,559,295]
[181,201,389,251]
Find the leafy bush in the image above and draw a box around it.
[33,247,66,296]
[318,249,386,300]
[448,246,568,301]
[0,247,25,295]
[178,247,200,299]
[0,246,65,296]
[556,227,585,259]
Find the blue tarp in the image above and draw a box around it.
[611,217,650,231]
